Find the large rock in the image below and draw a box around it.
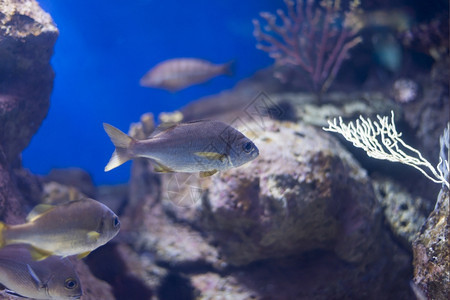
[0,0,57,222]
[0,3,117,300]
[122,114,412,298]
[413,187,449,300]
[0,0,58,163]
[372,177,433,247]
[199,119,381,266]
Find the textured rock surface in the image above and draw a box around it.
[0,3,116,300]
[0,0,58,163]
[199,119,381,266]
[44,168,97,198]
[85,243,153,300]
[372,177,433,247]
[0,0,57,224]
[413,187,449,300]
[119,115,412,299]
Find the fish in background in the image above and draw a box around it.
[0,198,121,261]
[0,245,82,299]
[103,120,259,177]
[139,58,234,92]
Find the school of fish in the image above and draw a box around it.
[0,54,258,299]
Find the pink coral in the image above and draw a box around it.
[253,0,363,93]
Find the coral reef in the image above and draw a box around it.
[253,0,363,93]
[0,0,448,299]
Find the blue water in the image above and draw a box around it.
[23,0,277,185]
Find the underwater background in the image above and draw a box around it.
[0,0,449,299]
[23,0,279,185]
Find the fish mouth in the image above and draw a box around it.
[251,149,259,159]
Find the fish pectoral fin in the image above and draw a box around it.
[77,251,91,259]
[199,170,218,178]
[29,246,53,261]
[194,152,226,161]
[27,264,44,289]
[5,289,28,298]
[153,162,174,173]
[0,221,7,248]
[26,204,55,222]
[87,231,100,242]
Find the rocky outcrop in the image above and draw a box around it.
[0,3,117,299]
[199,120,381,266]
[0,0,57,224]
[0,0,58,163]
[118,115,412,299]
[372,177,433,247]
[413,187,449,300]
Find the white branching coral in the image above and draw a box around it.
[323,111,449,189]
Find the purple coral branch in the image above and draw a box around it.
[253,0,362,93]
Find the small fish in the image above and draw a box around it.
[103,120,259,177]
[0,198,120,261]
[0,245,82,299]
[140,58,233,92]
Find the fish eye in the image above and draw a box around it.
[65,278,78,290]
[243,142,253,153]
[113,216,120,228]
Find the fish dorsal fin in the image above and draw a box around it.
[150,120,211,138]
[26,204,55,222]
[5,290,28,298]
[27,264,43,289]
[185,119,210,124]
[29,246,53,261]
[149,123,178,138]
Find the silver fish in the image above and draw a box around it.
[0,245,82,299]
[0,198,120,261]
[139,58,233,92]
[103,120,259,177]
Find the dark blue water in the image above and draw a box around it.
[23,0,277,185]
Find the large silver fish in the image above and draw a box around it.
[103,120,259,177]
[0,198,120,261]
[139,58,233,92]
[0,245,82,299]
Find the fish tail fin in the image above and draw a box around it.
[103,123,135,172]
[0,221,7,248]
[222,60,235,76]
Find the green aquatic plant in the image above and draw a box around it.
[323,111,449,189]
[253,0,363,94]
